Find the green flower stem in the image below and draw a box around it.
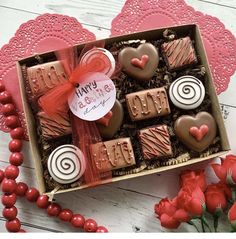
[232,188,236,203]
[187,220,200,232]
[213,216,219,233]
[201,216,212,232]
[201,217,206,232]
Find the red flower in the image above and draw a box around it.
[180,170,207,192]
[177,184,205,217]
[212,155,236,186]
[154,198,190,229]
[205,184,227,215]
[228,202,236,230]
[215,181,232,200]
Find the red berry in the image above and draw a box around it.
[15,182,28,196]
[5,115,20,129]
[59,209,73,222]
[2,103,16,116]
[9,152,24,166]
[47,203,61,217]
[37,195,50,209]
[18,229,26,233]
[1,178,17,193]
[26,188,39,202]
[2,206,18,220]
[0,169,4,183]
[0,91,12,104]
[1,193,17,207]
[96,226,108,233]
[4,165,19,180]
[6,218,21,232]
[9,139,22,152]
[0,82,5,92]
[10,127,24,139]
[84,219,98,232]
[71,214,85,228]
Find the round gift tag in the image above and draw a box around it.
[47,144,86,184]
[68,72,116,121]
[80,48,116,77]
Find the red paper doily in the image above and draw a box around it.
[0,13,96,136]
[111,0,236,95]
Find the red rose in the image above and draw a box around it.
[215,181,232,200]
[205,184,227,215]
[228,202,236,230]
[155,198,184,229]
[177,184,205,217]
[180,170,207,191]
[212,155,236,186]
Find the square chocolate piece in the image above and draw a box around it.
[139,125,172,160]
[37,111,72,140]
[27,61,68,98]
[126,87,170,121]
[90,138,136,173]
[161,37,197,70]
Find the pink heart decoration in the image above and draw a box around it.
[189,124,209,142]
[131,55,149,69]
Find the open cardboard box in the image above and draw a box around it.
[17,24,230,198]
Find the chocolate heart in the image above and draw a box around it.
[174,112,217,152]
[118,43,159,81]
[97,100,124,139]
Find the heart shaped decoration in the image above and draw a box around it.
[189,124,209,142]
[174,112,217,152]
[97,100,124,139]
[118,43,159,81]
[131,54,149,69]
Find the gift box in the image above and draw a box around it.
[17,24,230,198]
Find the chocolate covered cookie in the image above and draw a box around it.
[118,43,159,81]
[169,75,205,110]
[161,37,197,71]
[90,138,136,173]
[126,87,170,121]
[97,100,124,139]
[174,112,217,152]
[139,125,172,160]
[27,61,68,98]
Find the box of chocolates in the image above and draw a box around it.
[17,24,230,198]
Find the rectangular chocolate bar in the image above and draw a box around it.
[90,138,136,173]
[125,87,170,121]
[27,61,68,98]
[37,111,72,141]
[139,125,172,160]
[161,36,198,71]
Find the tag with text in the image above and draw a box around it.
[68,72,116,121]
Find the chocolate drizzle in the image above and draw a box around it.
[162,37,197,70]
[90,138,135,173]
[139,125,172,160]
[126,87,170,121]
[37,111,72,140]
[27,61,67,98]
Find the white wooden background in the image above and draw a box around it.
[0,0,236,233]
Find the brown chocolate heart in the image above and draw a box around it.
[118,43,159,81]
[174,112,217,152]
[96,100,124,139]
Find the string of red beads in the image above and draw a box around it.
[0,82,108,233]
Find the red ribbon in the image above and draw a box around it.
[39,44,112,184]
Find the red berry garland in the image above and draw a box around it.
[0,85,108,233]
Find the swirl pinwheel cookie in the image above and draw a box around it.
[169,75,205,110]
[47,144,86,184]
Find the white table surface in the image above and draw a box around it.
[0,0,236,233]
